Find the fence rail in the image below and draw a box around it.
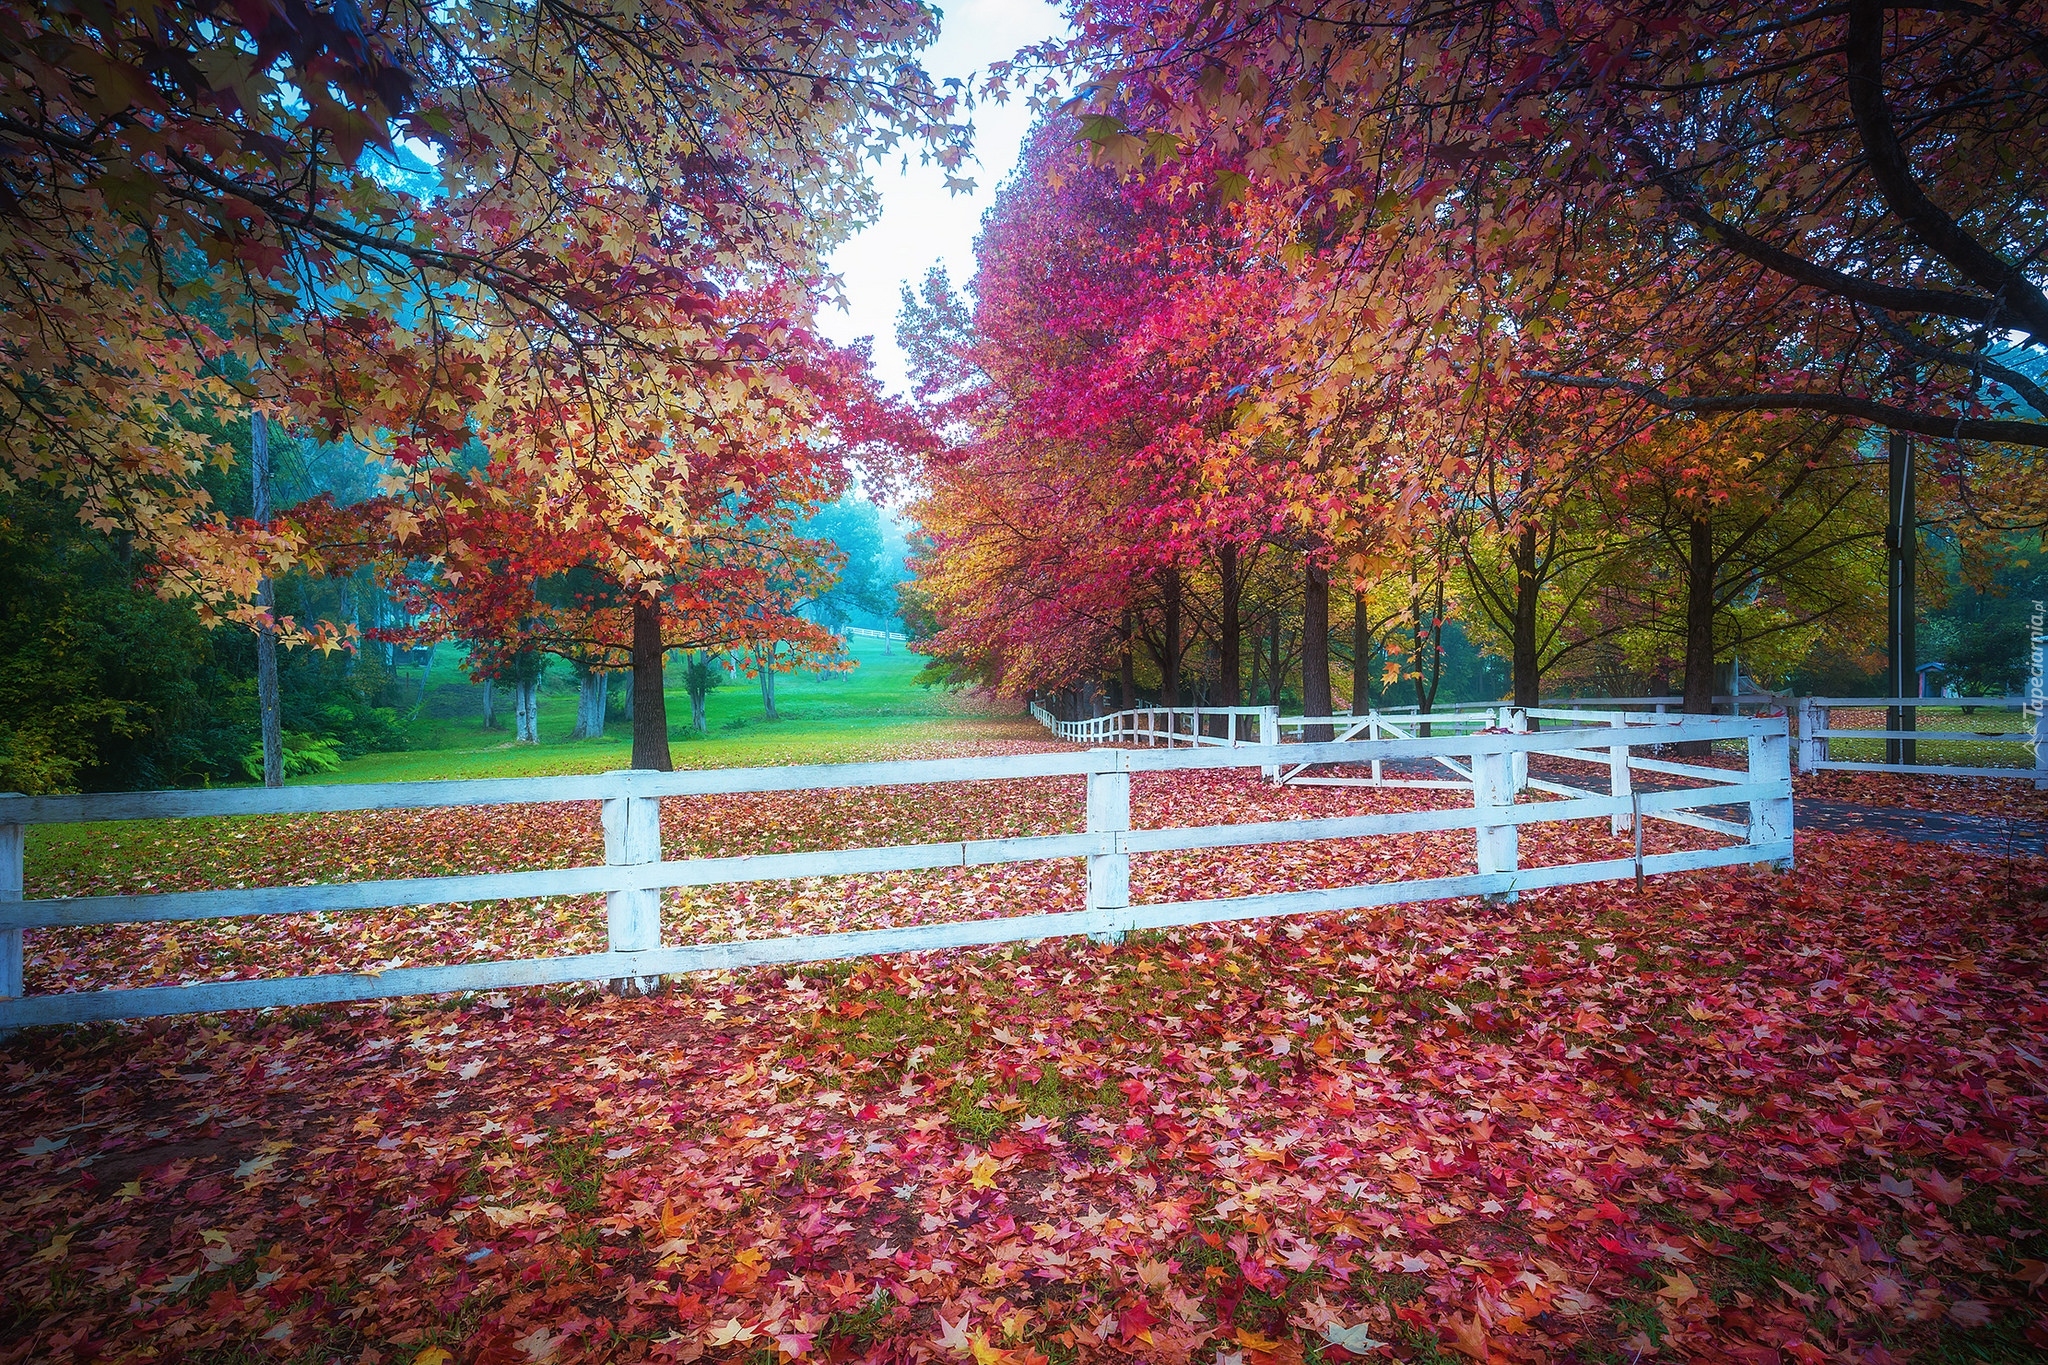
[1028,702,1272,748]
[1796,697,2045,786]
[1035,694,2044,789]
[0,719,1790,1028]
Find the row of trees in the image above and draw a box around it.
[902,2,2046,716]
[465,491,906,747]
[4,0,964,786]
[1,424,412,793]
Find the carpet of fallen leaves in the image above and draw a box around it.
[4,755,2047,1365]
[1792,770,2048,821]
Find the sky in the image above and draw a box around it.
[816,1,1071,395]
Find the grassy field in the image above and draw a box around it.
[1813,703,2039,770]
[324,633,1036,782]
[25,634,1039,874]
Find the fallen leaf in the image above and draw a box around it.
[1443,1312,1489,1360]
[1657,1271,1699,1304]
[1320,1323,1386,1352]
[1917,1169,1967,1206]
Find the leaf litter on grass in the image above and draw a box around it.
[3,761,2046,1364]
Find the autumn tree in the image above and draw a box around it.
[2,0,968,683]
[1040,0,2047,453]
[1603,416,1890,715]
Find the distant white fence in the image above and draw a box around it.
[1027,695,1787,747]
[1532,693,1788,716]
[1796,697,2046,787]
[0,719,1791,1027]
[1036,702,1782,842]
[1029,702,1275,748]
[1034,692,2045,789]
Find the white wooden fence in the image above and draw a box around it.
[1029,702,1276,748]
[1479,693,1789,716]
[0,719,1791,1028]
[1796,697,2046,787]
[1032,692,2044,790]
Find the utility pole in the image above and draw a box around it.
[252,412,284,788]
[1885,431,1915,767]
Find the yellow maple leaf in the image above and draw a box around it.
[1235,1327,1281,1351]
[967,1155,1000,1190]
[384,506,422,544]
[1657,1271,1699,1304]
[969,1332,1009,1365]
[412,1350,453,1365]
[1445,1313,1490,1359]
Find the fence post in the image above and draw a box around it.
[1608,714,1633,836]
[1260,706,1280,780]
[1507,707,1530,793]
[1,814,20,1002]
[1086,755,1131,945]
[1368,710,1383,786]
[2033,706,2047,791]
[1797,698,1826,773]
[602,789,663,996]
[1471,737,1518,903]
[1747,719,1795,871]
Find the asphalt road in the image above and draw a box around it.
[1794,800,2047,856]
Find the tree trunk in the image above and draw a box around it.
[1351,583,1370,712]
[1680,512,1718,755]
[691,692,707,732]
[1218,544,1241,706]
[573,667,607,739]
[1159,566,1182,707]
[1412,579,1446,736]
[1886,431,1916,764]
[759,656,778,720]
[631,598,672,771]
[481,678,497,730]
[251,412,283,788]
[1247,619,1264,709]
[1302,560,1333,742]
[1119,610,1137,709]
[1511,522,1542,709]
[621,669,634,722]
[514,679,540,743]
[1267,611,1283,706]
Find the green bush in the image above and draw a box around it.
[0,486,407,794]
[239,732,345,780]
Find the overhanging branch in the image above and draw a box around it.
[1527,373,2048,447]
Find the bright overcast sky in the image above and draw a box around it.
[818,1,1071,394]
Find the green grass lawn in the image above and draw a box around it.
[23,636,1044,882]
[316,633,1036,783]
[1815,704,2039,770]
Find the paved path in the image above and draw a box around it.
[1795,800,2047,856]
